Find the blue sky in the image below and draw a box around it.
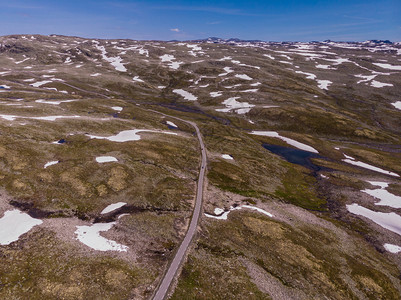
[0,0,400,41]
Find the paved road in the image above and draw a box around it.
[150,111,207,300]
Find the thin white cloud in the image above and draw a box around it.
[170,28,180,32]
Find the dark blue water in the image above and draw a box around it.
[262,143,324,172]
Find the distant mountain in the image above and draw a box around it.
[185,37,395,46]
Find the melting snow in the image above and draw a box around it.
[160,54,175,62]
[166,121,178,128]
[101,202,127,214]
[210,91,223,97]
[0,114,80,121]
[35,99,76,105]
[263,54,275,60]
[111,106,123,111]
[94,42,127,72]
[96,156,118,163]
[391,101,401,110]
[370,81,393,88]
[250,131,318,153]
[362,181,401,208]
[133,76,144,82]
[384,243,401,253]
[342,155,399,177]
[372,63,401,70]
[87,129,176,142]
[240,89,258,93]
[355,74,377,84]
[160,54,183,69]
[75,222,128,252]
[235,74,253,80]
[30,80,52,87]
[315,64,333,69]
[173,89,197,101]
[216,97,255,114]
[205,205,273,220]
[44,161,59,168]
[15,58,30,64]
[0,210,42,245]
[346,204,401,236]
[296,71,317,80]
[317,80,332,90]
[219,67,234,76]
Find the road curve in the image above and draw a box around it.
[150,111,207,300]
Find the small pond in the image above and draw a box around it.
[262,143,327,172]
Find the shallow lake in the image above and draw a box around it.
[262,143,325,172]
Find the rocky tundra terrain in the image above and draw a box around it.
[0,34,401,299]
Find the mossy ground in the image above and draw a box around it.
[1,35,401,299]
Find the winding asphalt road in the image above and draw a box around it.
[150,111,207,300]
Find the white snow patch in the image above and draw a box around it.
[87,129,176,143]
[35,99,76,105]
[166,121,178,128]
[75,222,128,252]
[94,42,127,72]
[355,74,377,84]
[111,106,123,112]
[391,101,401,110]
[133,76,144,83]
[44,161,59,168]
[173,89,197,101]
[219,67,234,76]
[159,54,183,70]
[384,244,401,253]
[372,63,401,70]
[370,80,393,88]
[235,74,253,80]
[362,181,401,208]
[96,156,118,163]
[316,64,333,69]
[342,155,399,177]
[263,54,275,60]
[30,80,52,87]
[216,97,255,114]
[295,71,317,80]
[32,116,81,121]
[0,114,80,121]
[205,205,273,220]
[15,58,30,64]
[160,54,175,62]
[0,210,42,245]
[221,154,233,160]
[250,131,318,153]
[101,202,127,214]
[214,208,224,215]
[90,73,101,77]
[317,80,332,90]
[346,204,401,236]
[210,91,223,97]
[240,89,258,93]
